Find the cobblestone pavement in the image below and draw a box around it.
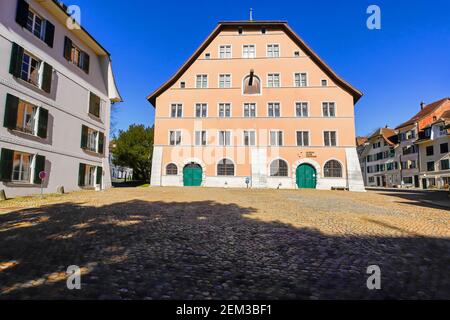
[0,188,449,300]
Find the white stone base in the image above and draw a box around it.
[345,147,366,192]
[150,146,163,186]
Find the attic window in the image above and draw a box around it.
[205,53,211,59]
[180,82,186,88]
[294,51,300,57]
[261,27,266,34]
[238,27,243,35]
[321,79,328,87]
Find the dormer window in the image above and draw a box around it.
[243,70,261,95]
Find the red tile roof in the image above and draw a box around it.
[396,98,450,129]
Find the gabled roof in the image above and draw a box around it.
[356,136,368,146]
[146,21,363,107]
[396,98,450,129]
[367,127,398,146]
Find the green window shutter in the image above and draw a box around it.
[0,148,14,182]
[98,132,105,154]
[33,155,46,184]
[41,63,53,93]
[82,52,90,74]
[37,107,49,139]
[81,125,88,148]
[96,167,103,185]
[4,94,19,129]
[78,163,86,186]
[44,21,55,48]
[9,42,24,78]
[64,36,72,61]
[15,0,29,28]
[89,92,101,118]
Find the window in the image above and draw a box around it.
[238,27,243,35]
[296,131,309,147]
[324,131,337,147]
[20,51,41,86]
[296,102,309,117]
[89,92,101,118]
[64,37,90,73]
[170,104,183,118]
[270,131,283,146]
[267,44,280,57]
[441,159,450,170]
[12,151,32,182]
[218,103,231,118]
[294,51,300,57]
[243,131,256,146]
[243,73,261,95]
[427,161,435,172]
[195,103,207,118]
[205,53,211,59]
[219,74,231,88]
[217,159,234,176]
[324,160,342,178]
[243,45,255,58]
[195,131,207,146]
[219,45,232,59]
[15,100,38,135]
[86,128,99,152]
[270,159,288,177]
[403,177,413,184]
[196,75,208,88]
[426,146,434,156]
[267,73,280,87]
[180,81,186,88]
[322,102,336,117]
[169,131,181,146]
[294,73,307,87]
[26,9,44,39]
[321,79,328,86]
[84,165,97,187]
[244,103,256,117]
[440,143,449,154]
[166,164,178,175]
[268,103,280,117]
[218,131,231,146]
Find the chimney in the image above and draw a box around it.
[420,101,426,110]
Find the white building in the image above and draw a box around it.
[0,0,121,198]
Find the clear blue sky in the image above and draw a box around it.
[69,0,450,137]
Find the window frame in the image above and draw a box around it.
[218,130,232,146]
[296,131,310,147]
[218,45,232,59]
[242,44,256,58]
[269,130,284,147]
[294,72,308,87]
[165,163,178,175]
[322,102,337,117]
[170,103,183,118]
[11,150,34,183]
[195,74,208,88]
[323,131,338,147]
[295,101,309,117]
[323,159,343,178]
[266,44,280,58]
[169,130,182,146]
[218,103,232,118]
[267,102,281,118]
[243,103,257,118]
[217,158,235,176]
[270,159,289,177]
[243,130,256,147]
[218,74,232,88]
[267,73,281,88]
[25,8,45,40]
[195,103,208,118]
[194,130,208,146]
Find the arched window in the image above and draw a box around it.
[166,163,178,175]
[324,160,342,178]
[243,71,261,95]
[217,159,235,176]
[270,159,288,177]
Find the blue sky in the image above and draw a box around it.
[68,0,450,137]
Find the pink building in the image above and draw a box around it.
[147,21,365,191]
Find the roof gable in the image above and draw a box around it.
[146,21,363,107]
[396,98,450,129]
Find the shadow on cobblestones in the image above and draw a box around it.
[0,199,449,300]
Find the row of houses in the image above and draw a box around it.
[357,98,450,190]
[0,0,121,198]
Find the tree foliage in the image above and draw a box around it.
[112,125,154,181]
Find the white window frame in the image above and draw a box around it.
[294,72,308,87]
[242,44,256,58]
[321,79,328,87]
[169,130,182,146]
[269,130,284,147]
[195,74,208,88]
[11,150,34,183]
[218,74,232,88]
[295,101,309,117]
[195,103,208,118]
[322,102,337,117]
[323,130,338,147]
[195,130,208,146]
[266,44,280,58]
[26,8,45,40]
[296,131,310,147]
[267,102,281,118]
[218,130,232,146]
[218,45,232,59]
[20,51,42,88]
[243,130,257,147]
[267,73,281,88]
[170,103,183,118]
[243,103,257,118]
[218,103,232,118]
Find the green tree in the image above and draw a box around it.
[112,125,154,181]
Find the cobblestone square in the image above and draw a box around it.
[0,188,449,299]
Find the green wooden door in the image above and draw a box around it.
[296,164,317,189]
[183,164,202,187]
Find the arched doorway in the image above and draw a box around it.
[296,164,317,189]
[183,163,202,186]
